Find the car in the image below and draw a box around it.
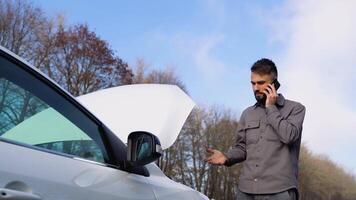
[0,45,209,200]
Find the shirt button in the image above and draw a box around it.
[254,178,258,182]
[256,164,259,167]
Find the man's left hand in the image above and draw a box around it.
[263,84,278,107]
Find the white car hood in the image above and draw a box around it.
[77,84,195,149]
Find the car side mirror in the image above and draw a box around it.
[127,131,162,166]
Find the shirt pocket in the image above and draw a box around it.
[245,120,260,145]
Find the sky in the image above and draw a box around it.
[32,0,356,175]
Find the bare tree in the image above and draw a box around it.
[0,0,133,96]
[131,58,186,92]
[50,24,132,96]
[0,0,59,78]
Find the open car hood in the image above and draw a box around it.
[77,84,195,150]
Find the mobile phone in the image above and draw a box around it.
[272,79,280,90]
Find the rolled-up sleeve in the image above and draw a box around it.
[266,103,306,145]
[224,111,247,166]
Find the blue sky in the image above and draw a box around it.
[32,0,284,112]
[33,0,356,175]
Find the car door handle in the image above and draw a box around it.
[0,188,41,200]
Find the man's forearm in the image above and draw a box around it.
[266,104,306,145]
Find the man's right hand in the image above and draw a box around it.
[205,148,228,165]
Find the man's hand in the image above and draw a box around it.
[263,83,278,107]
[205,148,228,165]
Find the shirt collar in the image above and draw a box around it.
[276,94,285,107]
[254,93,285,109]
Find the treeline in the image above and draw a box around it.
[1,1,356,199]
[299,146,356,200]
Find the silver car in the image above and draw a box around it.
[0,45,209,200]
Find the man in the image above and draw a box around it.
[206,58,306,200]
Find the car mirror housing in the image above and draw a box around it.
[127,131,162,166]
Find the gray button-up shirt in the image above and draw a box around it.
[225,94,306,195]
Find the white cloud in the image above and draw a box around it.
[170,33,227,81]
[268,0,356,174]
[193,35,227,79]
[148,1,228,82]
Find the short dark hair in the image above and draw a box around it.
[251,58,278,80]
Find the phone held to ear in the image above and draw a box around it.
[272,79,280,90]
[262,79,280,100]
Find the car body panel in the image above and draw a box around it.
[0,141,156,199]
[145,163,209,200]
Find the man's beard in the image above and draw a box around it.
[254,91,266,106]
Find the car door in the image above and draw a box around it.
[0,47,156,199]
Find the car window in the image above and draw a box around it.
[0,53,110,164]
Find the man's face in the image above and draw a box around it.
[251,72,273,103]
